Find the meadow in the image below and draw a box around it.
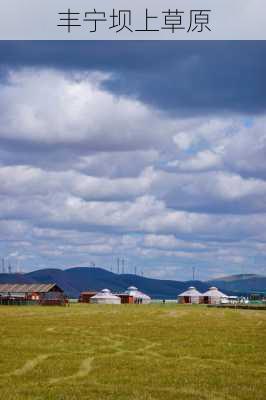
[0,304,265,400]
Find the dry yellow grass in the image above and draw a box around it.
[0,304,265,400]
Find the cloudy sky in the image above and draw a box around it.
[0,41,265,280]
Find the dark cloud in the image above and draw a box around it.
[0,41,265,115]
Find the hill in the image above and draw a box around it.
[208,273,262,282]
[0,268,265,298]
[0,267,210,298]
[208,274,266,294]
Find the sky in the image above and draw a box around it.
[0,41,265,280]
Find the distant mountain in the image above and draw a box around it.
[208,274,266,294]
[0,267,210,298]
[208,274,262,282]
[1,268,265,298]
[0,273,33,284]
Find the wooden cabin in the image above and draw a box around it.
[79,291,97,303]
[0,283,66,305]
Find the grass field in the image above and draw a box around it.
[0,304,265,400]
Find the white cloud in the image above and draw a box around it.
[169,150,222,171]
[0,67,265,279]
[0,68,175,151]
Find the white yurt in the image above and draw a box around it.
[177,286,202,304]
[202,287,228,305]
[124,286,151,304]
[90,289,121,304]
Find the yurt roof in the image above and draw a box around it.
[124,286,151,299]
[91,288,120,300]
[178,286,203,297]
[202,286,228,298]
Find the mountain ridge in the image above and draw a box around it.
[0,267,209,298]
[207,273,263,282]
[0,268,265,298]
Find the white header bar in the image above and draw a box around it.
[0,0,265,40]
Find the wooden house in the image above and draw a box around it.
[79,291,97,303]
[0,283,66,305]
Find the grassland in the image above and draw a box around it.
[0,304,265,400]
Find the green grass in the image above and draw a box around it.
[0,304,265,400]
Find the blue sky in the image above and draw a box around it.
[0,41,265,280]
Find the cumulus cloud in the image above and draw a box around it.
[0,164,155,200]
[167,116,266,179]
[150,169,266,214]
[0,68,175,151]
[168,150,222,172]
[0,61,265,279]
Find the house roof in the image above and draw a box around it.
[0,283,63,293]
[124,286,151,300]
[178,286,203,297]
[91,288,120,300]
[202,286,228,298]
[80,291,97,295]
